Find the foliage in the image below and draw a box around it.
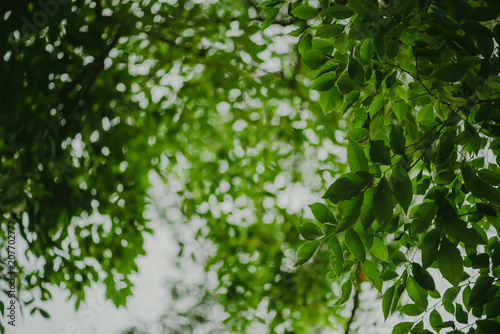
[0,0,350,333]
[264,0,500,332]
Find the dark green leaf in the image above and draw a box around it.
[443,217,485,245]
[410,202,436,235]
[433,62,469,82]
[374,177,393,228]
[421,228,441,269]
[391,165,412,213]
[348,57,364,86]
[407,275,428,310]
[347,137,369,173]
[468,276,495,308]
[478,169,500,186]
[345,227,366,263]
[336,193,364,233]
[455,303,468,324]
[460,161,483,199]
[324,5,354,19]
[412,263,435,291]
[301,49,328,70]
[369,140,391,165]
[390,124,406,155]
[438,237,463,287]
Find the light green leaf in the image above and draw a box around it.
[360,39,375,61]
[382,286,395,320]
[429,309,443,332]
[370,236,388,261]
[291,5,319,20]
[320,87,342,112]
[309,202,337,224]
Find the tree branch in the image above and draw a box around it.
[345,283,360,334]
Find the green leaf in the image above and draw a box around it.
[360,39,375,61]
[370,236,388,261]
[328,236,344,275]
[345,228,366,263]
[443,217,485,245]
[336,278,353,305]
[294,241,321,267]
[407,275,428,310]
[299,33,313,55]
[460,161,483,199]
[421,228,441,269]
[391,165,412,213]
[312,72,338,91]
[301,49,328,70]
[410,202,436,235]
[481,182,500,206]
[412,263,435,291]
[386,39,399,59]
[337,73,356,94]
[299,222,324,240]
[324,5,354,19]
[309,202,336,224]
[346,128,370,142]
[468,276,495,308]
[347,137,369,173]
[360,187,376,229]
[369,140,391,165]
[39,308,50,319]
[320,87,342,112]
[374,177,393,228]
[433,62,469,82]
[348,57,364,86]
[381,268,398,281]
[390,124,406,155]
[383,286,395,320]
[323,175,364,204]
[429,309,443,332]
[399,304,424,316]
[336,193,364,233]
[291,5,319,20]
[262,7,279,30]
[438,237,463,287]
[394,102,407,123]
[455,303,468,324]
[478,168,500,186]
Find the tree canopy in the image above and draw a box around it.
[2,0,500,333]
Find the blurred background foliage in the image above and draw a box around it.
[0,0,353,333]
